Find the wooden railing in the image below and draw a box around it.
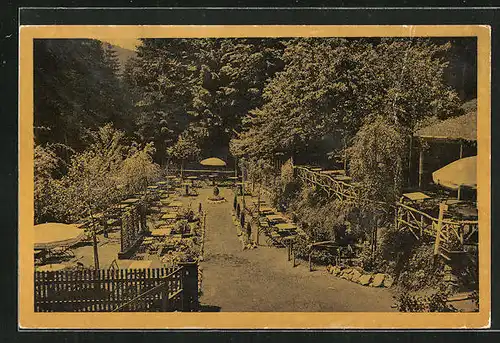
[396,202,478,245]
[34,264,198,312]
[294,166,360,202]
[293,165,478,254]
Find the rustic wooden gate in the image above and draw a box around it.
[34,263,198,312]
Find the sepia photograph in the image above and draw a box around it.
[18,25,491,329]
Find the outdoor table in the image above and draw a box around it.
[167,201,183,208]
[34,249,48,264]
[402,192,431,202]
[151,227,172,237]
[259,219,270,228]
[121,198,140,204]
[128,260,153,269]
[251,198,266,205]
[259,207,275,215]
[266,214,287,223]
[160,196,172,203]
[161,213,178,220]
[91,212,104,219]
[275,223,298,231]
[106,218,120,227]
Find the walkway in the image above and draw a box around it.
[197,187,397,312]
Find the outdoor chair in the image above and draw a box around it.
[266,231,285,248]
[49,245,75,259]
[34,249,48,265]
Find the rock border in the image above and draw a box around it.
[326,265,394,288]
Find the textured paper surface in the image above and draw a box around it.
[19,25,491,329]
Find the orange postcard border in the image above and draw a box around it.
[18,25,491,329]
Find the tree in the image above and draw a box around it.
[189,38,285,156]
[167,131,201,178]
[34,144,61,223]
[231,38,462,162]
[34,39,133,153]
[122,39,200,164]
[348,116,406,206]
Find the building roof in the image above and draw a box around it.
[415,111,477,141]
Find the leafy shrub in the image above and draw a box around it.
[397,290,457,312]
[375,225,444,291]
[34,125,161,224]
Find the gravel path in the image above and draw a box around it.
[197,187,397,312]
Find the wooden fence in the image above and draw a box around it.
[396,202,479,245]
[294,165,478,256]
[294,166,361,202]
[34,263,199,312]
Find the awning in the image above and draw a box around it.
[432,156,477,190]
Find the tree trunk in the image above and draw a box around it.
[88,206,100,270]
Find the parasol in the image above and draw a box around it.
[432,156,477,190]
[34,223,86,250]
[200,157,227,167]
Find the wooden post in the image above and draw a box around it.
[88,207,100,270]
[343,135,348,172]
[434,203,448,257]
[160,282,168,311]
[257,183,261,215]
[292,242,296,267]
[418,147,424,189]
[408,135,413,187]
[309,250,313,272]
[242,168,246,211]
[179,262,199,312]
[459,143,464,159]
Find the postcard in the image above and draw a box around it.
[19,24,491,329]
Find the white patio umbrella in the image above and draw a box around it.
[432,156,477,190]
[34,223,86,250]
[200,157,227,167]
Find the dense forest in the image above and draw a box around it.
[33,37,476,224]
